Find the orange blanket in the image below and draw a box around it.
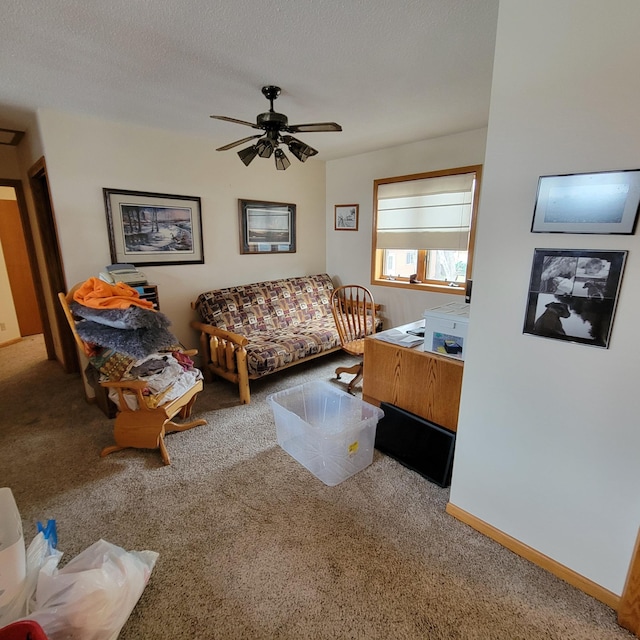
[73,277,154,310]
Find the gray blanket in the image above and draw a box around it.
[72,303,178,359]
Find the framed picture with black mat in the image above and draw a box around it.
[531,169,640,234]
[522,248,627,348]
[239,199,296,254]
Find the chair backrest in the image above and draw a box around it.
[58,284,91,354]
[330,285,377,347]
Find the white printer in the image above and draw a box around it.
[423,301,470,360]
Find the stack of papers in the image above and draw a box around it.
[373,329,424,348]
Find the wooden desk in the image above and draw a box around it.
[362,323,464,432]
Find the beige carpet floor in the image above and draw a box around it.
[0,335,634,639]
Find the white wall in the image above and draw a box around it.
[38,109,327,348]
[326,129,486,328]
[450,0,640,596]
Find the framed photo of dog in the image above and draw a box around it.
[523,248,627,348]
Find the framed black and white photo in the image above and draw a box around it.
[531,169,640,234]
[104,188,204,266]
[334,204,359,231]
[523,248,627,348]
[239,199,296,254]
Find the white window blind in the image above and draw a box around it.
[376,172,476,250]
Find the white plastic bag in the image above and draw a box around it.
[26,539,158,640]
[0,532,61,627]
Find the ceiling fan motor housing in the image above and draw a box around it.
[257,111,288,130]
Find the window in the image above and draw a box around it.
[372,165,481,293]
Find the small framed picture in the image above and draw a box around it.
[531,169,640,234]
[238,199,296,254]
[334,204,359,231]
[523,248,627,348]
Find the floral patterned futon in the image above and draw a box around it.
[193,274,340,378]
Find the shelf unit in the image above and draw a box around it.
[134,284,159,309]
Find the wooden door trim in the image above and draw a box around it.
[27,157,78,372]
[619,527,640,635]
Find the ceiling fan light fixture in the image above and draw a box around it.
[287,140,318,163]
[274,148,291,170]
[255,138,274,158]
[238,145,258,166]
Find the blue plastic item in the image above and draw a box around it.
[36,520,57,549]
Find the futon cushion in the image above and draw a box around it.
[194,273,335,334]
[244,317,340,377]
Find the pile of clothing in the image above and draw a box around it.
[72,278,202,409]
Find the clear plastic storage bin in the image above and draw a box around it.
[268,380,384,486]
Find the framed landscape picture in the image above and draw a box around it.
[239,199,296,254]
[523,248,627,348]
[531,169,640,234]
[104,188,204,266]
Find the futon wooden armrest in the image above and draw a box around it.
[190,320,251,404]
[190,321,249,347]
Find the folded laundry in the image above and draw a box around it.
[73,277,154,310]
[109,353,203,411]
[129,356,171,378]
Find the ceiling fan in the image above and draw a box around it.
[211,86,342,170]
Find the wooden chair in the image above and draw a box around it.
[58,285,206,465]
[330,284,377,394]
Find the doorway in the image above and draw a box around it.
[0,182,42,338]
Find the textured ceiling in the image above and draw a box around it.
[0,0,499,160]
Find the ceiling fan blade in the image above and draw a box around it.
[210,115,262,129]
[216,135,262,151]
[286,122,342,133]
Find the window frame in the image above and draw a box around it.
[371,165,482,294]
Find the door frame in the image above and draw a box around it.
[619,527,640,635]
[27,157,78,372]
